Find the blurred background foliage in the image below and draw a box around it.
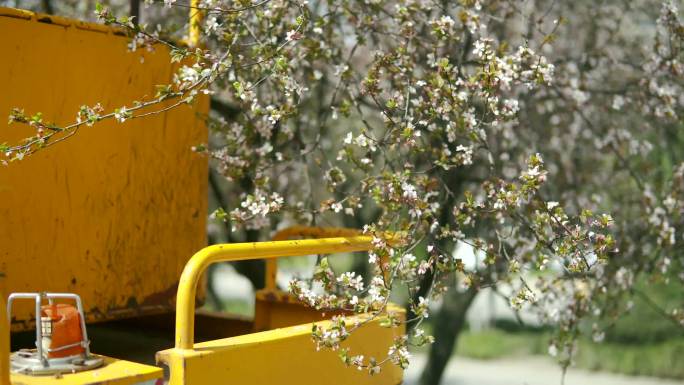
[448,277,684,379]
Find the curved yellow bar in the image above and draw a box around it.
[175,236,374,349]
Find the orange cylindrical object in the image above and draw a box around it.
[41,304,84,358]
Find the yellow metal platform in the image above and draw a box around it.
[157,309,404,385]
[10,355,162,385]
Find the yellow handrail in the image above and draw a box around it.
[174,236,375,349]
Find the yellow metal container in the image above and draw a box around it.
[0,7,208,330]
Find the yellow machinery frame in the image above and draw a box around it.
[156,227,404,385]
[175,232,374,349]
[3,227,406,384]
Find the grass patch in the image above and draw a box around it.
[455,329,684,379]
[456,329,548,359]
[218,298,254,317]
[575,338,684,379]
[200,298,254,317]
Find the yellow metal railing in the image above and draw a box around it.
[174,232,375,349]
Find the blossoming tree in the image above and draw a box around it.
[3,0,683,383]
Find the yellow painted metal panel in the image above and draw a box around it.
[254,289,349,331]
[157,308,405,385]
[1,276,9,385]
[0,9,208,330]
[10,355,162,385]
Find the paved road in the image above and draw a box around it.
[404,355,684,385]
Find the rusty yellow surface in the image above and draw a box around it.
[1,276,9,385]
[254,289,350,332]
[10,355,162,385]
[0,8,208,330]
[157,306,405,385]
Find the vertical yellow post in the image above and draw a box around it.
[0,273,9,385]
[188,0,202,47]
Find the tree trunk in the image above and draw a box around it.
[40,0,53,14]
[129,0,140,24]
[419,286,478,385]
